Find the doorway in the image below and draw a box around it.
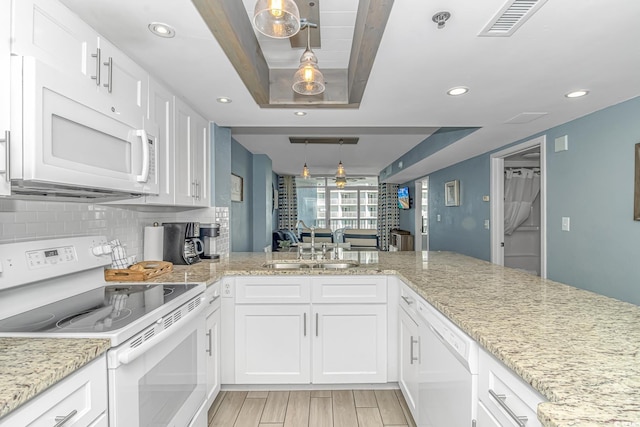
[490,136,547,277]
[414,178,429,251]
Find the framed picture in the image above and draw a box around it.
[635,144,640,220]
[445,180,460,206]
[231,173,243,202]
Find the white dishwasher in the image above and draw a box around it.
[417,300,478,427]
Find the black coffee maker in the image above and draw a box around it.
[162,222,203,265]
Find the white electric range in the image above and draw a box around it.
[0,236,207,427]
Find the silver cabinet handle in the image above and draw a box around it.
[103,56,113,93]
[53,409,78,427]
[206,329,212,356]
[91,48,101,85]
[196,180,200,200]
[209,295,220,304]
[488,389,527,427]
[409,336,419,364]
[303,312,307,336]
[1,131,9,182]
[315,313,319,337]
[191,181,196,199]
[401,295,413,305]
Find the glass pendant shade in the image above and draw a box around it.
[335,161,346,178]
[253,0,300,39]
[301,163,311,179]
[335,176,347,189]
[292,52,325,95]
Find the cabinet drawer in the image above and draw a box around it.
[310,276,387,303]
[235,276,310,304]
[399,281,420,318]
[478,349,545,427]
[0,355,107,427]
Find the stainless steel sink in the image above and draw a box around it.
[263,261,312,270]
[316,261,360,269]
[262,260,360,270]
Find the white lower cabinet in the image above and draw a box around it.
[398,304,420,419]
[313,304,387,384]
[236,304,311,384]
[0,355,107,427]
[232,276,388,385]
[477,347,545,427]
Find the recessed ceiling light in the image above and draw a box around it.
[565,90,589,98]
[148,22,175,38]
[294,111,307,116]
[216,97,232,104]
[447,86,469,96]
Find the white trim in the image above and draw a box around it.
[414,180,422,251]
[490,135,547,278]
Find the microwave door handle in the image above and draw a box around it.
[135,129,150,183]
[117,300,205,366]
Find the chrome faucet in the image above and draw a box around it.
[296,220,316,259]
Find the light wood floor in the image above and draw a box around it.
[207,389,417,427]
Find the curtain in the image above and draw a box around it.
[504,168,540,235]
[377,183,400,251]
[277,175,297,230]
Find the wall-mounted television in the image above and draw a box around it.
[398,186,410,209]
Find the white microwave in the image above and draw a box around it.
[4,56,158,200]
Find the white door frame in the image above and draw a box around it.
[490,135,547,278]
[414,180,423,251]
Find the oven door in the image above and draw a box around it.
[107,300,206,427]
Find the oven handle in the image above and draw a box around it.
[117,300,205,366]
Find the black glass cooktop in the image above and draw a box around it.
[0,283,199,334]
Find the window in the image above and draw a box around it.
[296,177,378,231]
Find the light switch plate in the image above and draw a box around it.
[484,220,490,229]
[437,214,441,222]
[562,217,570,231]
[482,195,490,202]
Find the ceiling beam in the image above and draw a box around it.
[348,0,394,105]
[191,0,270,105]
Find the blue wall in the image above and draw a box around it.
[212,124,231,207]
[428,155,491,261]
[231,139,253,252]
[427,96,640,305]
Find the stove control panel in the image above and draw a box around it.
[26,246,76,269]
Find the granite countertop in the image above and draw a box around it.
[1,250,638,425]
[0,338,110,419]
[149,250,640,427]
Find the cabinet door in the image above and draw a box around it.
[12,0,99,85]
[174,98,196,205]
[205,307,221,402]
[312,304,387,384]
[96,37,147,128]
[145,79,175,204]
[191,112,210,207]
[235,304,311,384]
[0,0,10,194]
[477,401,502,427]
[398,307,420,420]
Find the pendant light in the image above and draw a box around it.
[335,139,346,189]
[292,21,325,96]
[301,140,311,179]
[253,0,301,39]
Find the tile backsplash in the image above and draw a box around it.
[0,199,230,261]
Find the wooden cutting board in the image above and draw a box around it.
[104,261,173,282]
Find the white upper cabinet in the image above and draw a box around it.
[0,0,10,195]
[145,79,175,204]
[12,0,147,129]
[175,98,210,207]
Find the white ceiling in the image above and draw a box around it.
[59,0,640,182]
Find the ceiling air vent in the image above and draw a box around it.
[479,0,548,37]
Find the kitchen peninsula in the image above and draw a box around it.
[1,251,639,426]
[157,250,640,426]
